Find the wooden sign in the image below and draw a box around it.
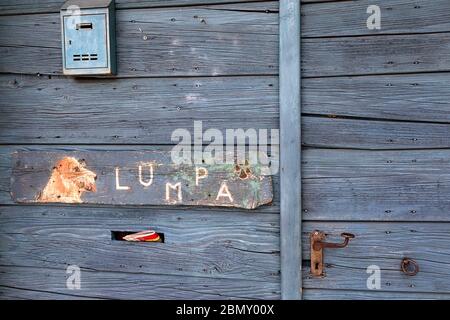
[11,151,273,209]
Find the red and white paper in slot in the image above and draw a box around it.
[122,230,161,242]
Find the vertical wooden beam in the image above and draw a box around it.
[279,0,301,300]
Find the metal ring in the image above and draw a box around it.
[401,258,419,276]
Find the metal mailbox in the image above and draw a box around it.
[60,0,116,76]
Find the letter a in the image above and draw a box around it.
[367,5,381,30]
[216,182,234,203]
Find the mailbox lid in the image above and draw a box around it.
[63,14,109,70]
[61,0,113,10]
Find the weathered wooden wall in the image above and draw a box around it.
[300,0,450,300]
[0,0,281,300]
[2,0,450,300]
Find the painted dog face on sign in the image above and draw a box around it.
[38,157,97,203]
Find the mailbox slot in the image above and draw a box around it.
[76,22,93,30]
[111,231,165,243]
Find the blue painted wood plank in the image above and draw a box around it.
[303,73,450,123]
[0,75,278,144]
[0,205,280,284]
[304,289,450,300]
[303,0,450,37]
[0,0,277,15]
[0,6,278,77]
[303,222,450,295]
[279,0,301,300]
[0,266,280,300]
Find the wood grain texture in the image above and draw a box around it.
[2,0,450,301]
[303,73,450,123]
[302,222,450,294]
[0,146,280,212]
[303,0,450,37]
[4,8,450,77]
[4,74,450,146]
[4,0,448,40]
[0,202,280,300]
[304,174,450,222]
[302,33,450,77]
[279,0,301,300]
[11,151,273,209]
[0,266,279,300]
[303,149,450,222]
[304,149,450,180]
[0,286,98,300]
[0,74,278,144]
[303,116,450,150]
[4,75,450,148]
[0,0,279,15]
[0,5,278,77]
[0,205,279,284]
[303,289,450,300]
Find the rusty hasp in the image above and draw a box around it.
[11,151,273,209]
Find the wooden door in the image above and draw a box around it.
[300,0,450,300]
[4,0,450,301]
[0,0,283,299]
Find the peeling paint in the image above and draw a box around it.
[38,157,97,203]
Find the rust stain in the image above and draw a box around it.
[38,157,97,203]
[235,159,252,180]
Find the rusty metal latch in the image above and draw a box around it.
[401,258,419,276]
[310,230,355,277]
